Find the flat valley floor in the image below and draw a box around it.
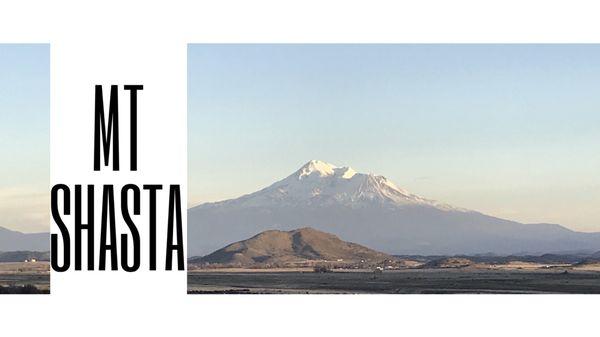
[0,262,50,294]
[188,269,600,294]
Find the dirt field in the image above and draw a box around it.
[188,268,600,294]
[0,262,50,293]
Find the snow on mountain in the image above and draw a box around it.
[202,160,462,211]
[188,160,600,257]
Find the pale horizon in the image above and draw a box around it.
[0,44,49,233]
[188,44,600,233]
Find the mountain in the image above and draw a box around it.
[197,159,459,210]
[188,160,600,256]
[191,227,393,266]
[0,226,49,252]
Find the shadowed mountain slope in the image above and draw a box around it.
[0,226,48,252]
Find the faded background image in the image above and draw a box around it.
[0,44,50,294]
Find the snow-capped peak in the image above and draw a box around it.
[297,160,336,178]
[338,166,357,179]
[296,160,357,180]
[205,160,465,212]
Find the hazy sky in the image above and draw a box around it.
[0,44,49,233]
[188,44,600,232]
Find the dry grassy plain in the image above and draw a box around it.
[0,261,50,273]
[188,263,600,294]
[0,262,50,293]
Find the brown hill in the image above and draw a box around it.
[191,227,394,267]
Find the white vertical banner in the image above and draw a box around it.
[51,40,187,291]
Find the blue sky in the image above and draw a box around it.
[188,44,600,232]
[0,44,49,233]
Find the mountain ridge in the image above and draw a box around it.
[188,160,600,256]
[196,160,462,211]
[0,226,49,252]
